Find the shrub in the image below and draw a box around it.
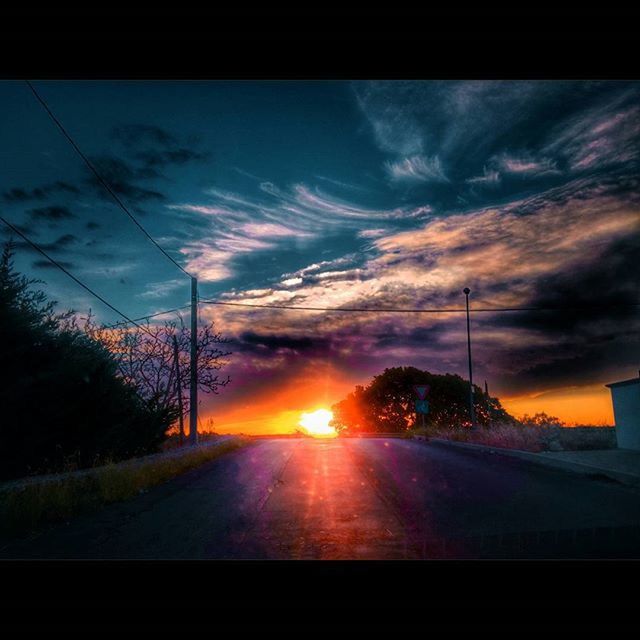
[0,242,177,481]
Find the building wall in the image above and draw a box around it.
[611,383,640,450]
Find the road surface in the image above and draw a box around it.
[3,437,640,559]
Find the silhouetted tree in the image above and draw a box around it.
[520,412,565,428]
[84,315,232,425]
[331,366,515,433]
[0,242,176,480]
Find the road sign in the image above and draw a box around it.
[415,399,429,414]
[413,384,430,400]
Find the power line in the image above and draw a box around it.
[199,298,640,314]
[25,80,191,279]
[104,304,192,328]
[0,215,162,340]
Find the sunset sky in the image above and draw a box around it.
[1,80,639,430]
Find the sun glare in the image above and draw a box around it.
[298,408,337,438]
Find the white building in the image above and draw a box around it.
[605,375,640,451]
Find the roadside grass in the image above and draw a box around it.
[411,423,545,452]
[0,437,249,539]
[410,422,616,452]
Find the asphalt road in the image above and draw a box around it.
[4,437,640,559]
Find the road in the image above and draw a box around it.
[3,437,640,559]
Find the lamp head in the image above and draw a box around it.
[463,287,471,295]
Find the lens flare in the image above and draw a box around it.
[298,408,337,437]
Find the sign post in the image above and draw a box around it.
[413,385,430,428]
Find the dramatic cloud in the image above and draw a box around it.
[3,80,638,428]
[205,174,639,407]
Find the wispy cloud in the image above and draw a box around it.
[385,155,448,183]
[543,96,640,172]
[168,181,431,281]
[357,228,388,238]
[140,278,186,299]
[495,153,560,177]
[353,80,640,194]
[466,168,501,186]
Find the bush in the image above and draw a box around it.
[0,242,177,481]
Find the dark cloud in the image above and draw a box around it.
[53,234,77,247]
[26,234,79,253]
[0,222,36,238]
[111,124,177,148]
[134,148,209,168]
[32,259,75,270]
[374,323,449,349]
[86,221,100,230]
[497,336,640,395]
[29,205,75,221]
[238,331,328,353]
[110,124,209,177]
[483,234,640,394]
[87,156,166,203]
[496,235,640,336]
[3,181,80,203]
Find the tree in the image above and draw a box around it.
[0,241,177,480]
[84,315,232,437]
[331,366,515,434]
[520,412,565,428]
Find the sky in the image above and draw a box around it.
[1,80,639,431]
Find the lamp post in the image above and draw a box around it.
[463,287,476,428]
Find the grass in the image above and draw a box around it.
[410,422,616,452]
[411,423,546,452]
[0,436,249,539]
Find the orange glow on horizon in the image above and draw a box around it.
[202,364,615,435]
[501,383,614,426]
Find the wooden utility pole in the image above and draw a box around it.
[172,334,185,446]
[189,276,198,445]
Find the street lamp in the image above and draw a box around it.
[463,287,476,428]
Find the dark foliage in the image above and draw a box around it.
[332,366,515,433]
[0,242,177,480]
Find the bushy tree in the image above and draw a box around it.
[331,366,515,433]
[0,242,178,480]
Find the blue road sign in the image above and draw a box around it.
[415,399,429,414]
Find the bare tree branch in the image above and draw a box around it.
[84,315,232,424]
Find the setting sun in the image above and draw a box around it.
[298,409,337,438]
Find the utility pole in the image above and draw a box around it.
[189,276,198,445]
[172,334,185,446]
[485,379,490,427]
[463,287,476,428]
